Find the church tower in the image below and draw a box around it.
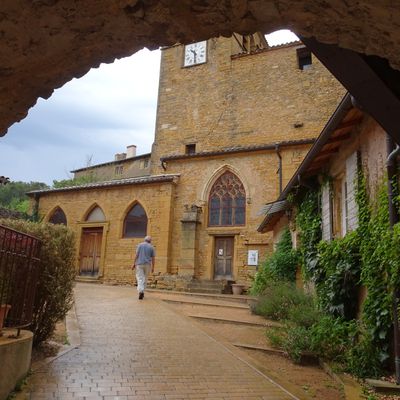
[150,33,344,174]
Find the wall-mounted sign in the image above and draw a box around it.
[248,250,259,266]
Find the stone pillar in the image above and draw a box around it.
[179,205,201,276]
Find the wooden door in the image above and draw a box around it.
[214,237,234,280]
[79,227,103,276]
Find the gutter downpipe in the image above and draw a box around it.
[32,193,40,222]
[386,134,400,384]
[275,144,282,194]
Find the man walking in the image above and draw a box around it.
[132,236,155,300]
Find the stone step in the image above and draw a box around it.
[187,287,223,294]
[147,288,254,304]
[187,314,278,327]
[161,298,249,309]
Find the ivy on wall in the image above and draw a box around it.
[294,172,400,375]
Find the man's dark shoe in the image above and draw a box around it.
[139,292,144,300]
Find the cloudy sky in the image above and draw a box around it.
[0,30,297,185]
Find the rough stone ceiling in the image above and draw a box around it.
[1,1,399,136]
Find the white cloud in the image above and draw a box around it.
[0,48,161,184]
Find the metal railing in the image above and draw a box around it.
[0,224,41,335]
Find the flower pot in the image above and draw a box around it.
[0,304,11,330]
[231,284,245,295]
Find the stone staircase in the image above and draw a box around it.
[186,279,228,294]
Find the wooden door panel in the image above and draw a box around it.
[214,237,234,279]
[79,228,103,276]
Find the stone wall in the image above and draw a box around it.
[162,144,310,285]
[74,155,151,181]
[37,180,176,284]
[151,38,345,172]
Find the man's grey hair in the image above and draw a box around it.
[144,236,152,243]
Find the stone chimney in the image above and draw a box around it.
[126,145,137,158]
[114,153,127,161]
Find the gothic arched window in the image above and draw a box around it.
[123,203,148,238]
[49,207,67,225]
[208,172,246,226]
[86,206,106,222]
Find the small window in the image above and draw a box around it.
[123,203,148,238]
[86,206,106,222]
[115,165,123,175]
[140,159,150,169]
[49,207,67,225]
[185,144,196,155]
[296,47,312,70]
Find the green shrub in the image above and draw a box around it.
[0,218,76,346]
[250,228,298,294]
[309,316,357,362]
[266,326,285,349]
[287,302,322,328]
[282,325,312,363]
[251,281,313,320]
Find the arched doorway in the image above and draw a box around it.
[79,205,107,277]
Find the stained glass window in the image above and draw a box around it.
[208,172,246,226]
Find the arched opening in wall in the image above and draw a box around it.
[85,205,106,222]
[79,204,107,278]
[208,171,246,227]
[123,203,148,238]
[208,171,246,281]
[4,48,160,184]
[48,207,67,225]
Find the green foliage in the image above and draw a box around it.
[287,302,322,328]
[309,316,357,362]
[250,228,298,294]
[356,179,399,368]
[282,325,312,363]
[0,218,76,346]
[52,174,97,189]
[296,190,321,279]
[286,172,398,377]
[251,281,313,321]
[0,181,48,215]
[316,231,361,320]
[345,327,383,378]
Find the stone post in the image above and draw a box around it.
[179,205,201,276]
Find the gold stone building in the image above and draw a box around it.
[29,34,345,290]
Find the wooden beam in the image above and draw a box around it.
[301,37,400,145]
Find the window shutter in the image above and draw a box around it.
[321,182,332,241]
[346,151,359,232]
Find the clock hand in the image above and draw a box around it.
[190,49,197,63]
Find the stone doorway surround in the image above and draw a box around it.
[76,221,109,279]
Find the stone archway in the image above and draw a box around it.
[1,1,400,136]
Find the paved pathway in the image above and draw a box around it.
[28,283,298,400]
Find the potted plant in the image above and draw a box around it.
[231,283,245,295]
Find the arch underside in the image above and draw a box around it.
[1,1,400,136]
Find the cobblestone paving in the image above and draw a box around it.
[28,283,298,400]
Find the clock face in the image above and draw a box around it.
[183,41,207,67]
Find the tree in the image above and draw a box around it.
[0,181,48,212]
